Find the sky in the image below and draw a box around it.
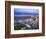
[14,8,39,16]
